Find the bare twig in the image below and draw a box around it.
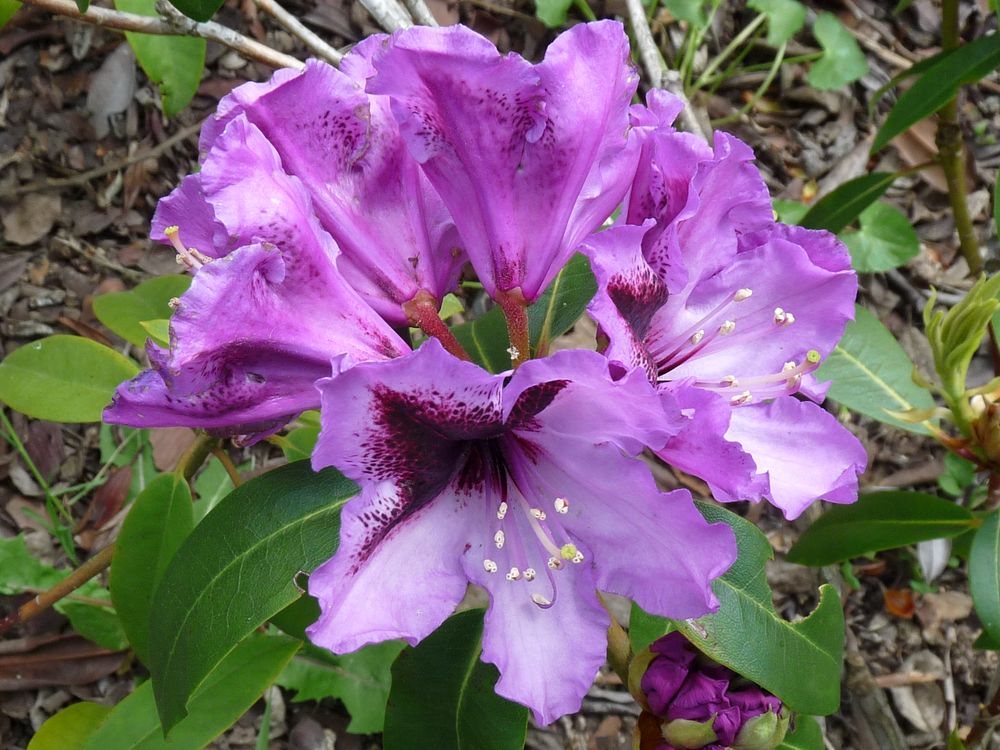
[402,0,437,26]
[252,0,342,65]
[20,0,302,70]
[622,0,708,140]
[0,118,205,199]
[357,0,412,32]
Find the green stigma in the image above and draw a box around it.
[560,543,578,561]
[806,349,821,364]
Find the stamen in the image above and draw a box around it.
[783,312,796,326]
[505,566,521,581]
[523,568,537,581]
[720,375,739,388]
[483,559,498,573]
[168,297,181,310]
[497,502,508,520]
[506,345,520,360]
[718,320,736,335]
[531,593,553,608]
[571,551,584,564]
[529,508,547,521]
[494,530,505,549]
[547,556,563,569]
[553,497,569,514]
[773,307,786,324]
[690,329,705,345]
[164,225,209,270]
[731,390,753,406]
[733,288,753,301]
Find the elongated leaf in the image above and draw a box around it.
[633,503,845,715]
[841,202,920,272]
[92,275,190,347]
[970,510,1000,646]
[278,640,405,733]
[534,0,573,27]
[113,0,206,114]
[799,173,897,234]
[0,335,137,422]
[873,34,1000,152]
[777,715,824,750]
[149,462,357,733]
[111,473,194,664]
[82,633,298,749]
[818,305,936,434]
[786,491,975,566]
[28,702,111,750]
[451,254,597,372]
[0,0,21,27]
[384,609,528,750]
[807,13,868,91]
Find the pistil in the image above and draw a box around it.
[163,225,212,270]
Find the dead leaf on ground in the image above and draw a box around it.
[885,588,916,619]
[85,42,135,139]
[78,466,131,534]
[2,194,61,246]
[0,634,125,690]
[917,590,974,633]
[149,427,196,471]
[889,651,946,733]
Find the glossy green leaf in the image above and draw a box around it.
[799,172,897,234]
[278,640,405,733]
[974,629,1000,650]
[93,275,190,348]
[663,0,708,28]
[773,199,809,225]
[28,702,111,750]
[873,34,1000,152]
[451,253,597,372]
[139,319,170,346]
[786,491,975,566]
[149,462,357,733]
[0,0,22,26]
[818,305,936,434]
[841,202,920,272]
[534,0,573,27]
[113,0,206,114]
[777,715,824,750]
[57,601,128,651]
[0,335,137,422]
[748,0,806,46]
[153,0,221,22]
[191,456,235,523]
[970,510,1000,646]
[948,729,968,750]
[111,473,194,663]
[632,503,845,715]
[807,13,868,90]
[81,633,298,749]
[384,609,528,750]
[274,425,320,462]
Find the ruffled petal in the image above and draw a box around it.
[655,384,764,503]
[313,339,505,490]
[307,480,474,652]
[724,397,868,519]
[368,21,637,300]
[149,173,230,257]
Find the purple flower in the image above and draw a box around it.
[152,53,463,327]
[640,632,786,750]
[365,21,639,306]
[305,340,736,723]
[585,92,867,519]
[103,115,410,440]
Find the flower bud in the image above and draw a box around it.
[661,717,718,748]
[732,710,789,750]
[972,399,1000,464]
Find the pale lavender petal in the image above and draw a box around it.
[149,173,230,257]
[307,481,473,652]
[724,397,868,519]
[312,339,505,486]
[655,383,764,504]
[368,21,637,300]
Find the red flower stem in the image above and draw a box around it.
[403,291,471,362]
[497,288,530,368]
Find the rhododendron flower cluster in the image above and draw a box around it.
[104,20,865,724]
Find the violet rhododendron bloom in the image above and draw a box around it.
[585,91,867,519]
[306,341,736,723]
[637,633,787,750]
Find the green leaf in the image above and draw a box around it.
[451,253,597,372]
[138,319,170,346]
[994,167,1000,241]
[113,0,206,114]
[939,452,977,497]
[81,633,298,749]
[663,0,709,28]
[818,305,936,434]
[111,473,194,663]
[748,0,806,46]
[151,0,221,22]
[841,202,920,272]
[948,729,968,750]
[974,629,1000,650]
[57,601,128,651]
[0,335,138,422]
[799,172,897,234]
[773,199,809,225]
[873,34,1000,152]
[275,425,320,462]
[777,715,824,750]
[277,640,405,733]
[191,456,235,523]
[970,510,1000,646]
[384,610,528,750]
[93,275,190,348]
[148,462,357,733]
[0,0,21,26]
[786,491,976,565]
[534,0,573,27]
[634,503,845,715]
[28,702,111,750]
[807,13,868,90]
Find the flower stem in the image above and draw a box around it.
[210,446,244,487]
[937,0,982,275]
[496,288,530,368]
[403,291,472,362]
